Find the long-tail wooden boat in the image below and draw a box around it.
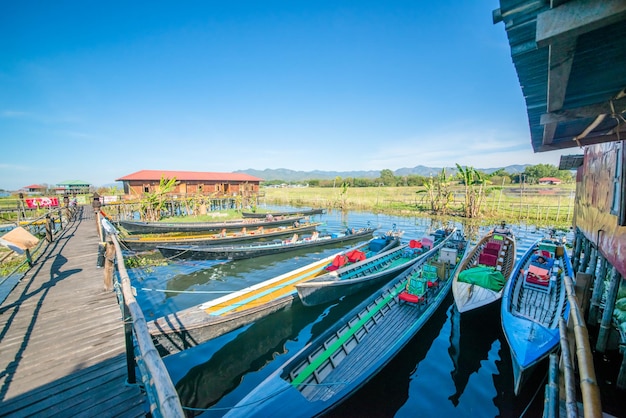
[452,228,516,313]
[241,208,325,218]
[156,227,378,260]
[501,235,573,395]
[148,233,401,354]
[120,222,321,252]
[117,214,306,234]
[296,227,457,307]
[223,230,468,418]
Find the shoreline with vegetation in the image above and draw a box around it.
[260,184,575,230]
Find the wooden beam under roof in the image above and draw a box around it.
[536,0,626,48]
[538,126,626,151]
[541,96,626,125]
[537,0,626,146]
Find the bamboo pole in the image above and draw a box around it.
[564,275,602,417]
[559,318,578,418]
[546,353,559,418]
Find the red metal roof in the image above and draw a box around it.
[23,184,46,189]
[115,170,263,182]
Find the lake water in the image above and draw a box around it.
[128,208,569,417]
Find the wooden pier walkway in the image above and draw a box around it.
[0,210,148,417]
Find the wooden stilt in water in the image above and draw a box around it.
[572,229,583,272]
[588,255,608,325]
[579,238,591,273]
[596,267,621,353]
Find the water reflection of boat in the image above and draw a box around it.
[148,235,399,355]
[447,303,502,406]
[224,231,468,418]
[174,302,326,416]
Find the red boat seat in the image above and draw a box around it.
[398,292,424,304]
[326,254,348,271]
[483,247,499,257]
[409,239,422,249]
[478,253,497,267]
[346,249,366,263]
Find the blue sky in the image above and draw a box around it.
[1,1,571,190]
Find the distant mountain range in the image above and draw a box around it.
[235,165,530,182]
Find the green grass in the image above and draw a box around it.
[260,185,576,228]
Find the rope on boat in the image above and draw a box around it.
[520,372,548,418]
[139,287,233,294]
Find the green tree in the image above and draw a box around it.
[140,176,178,221]
[379,169,397,187]
[417,168,453,215]
[456,164,486,218]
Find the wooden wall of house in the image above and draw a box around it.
[124,180,259,197]
[574,142,626,277]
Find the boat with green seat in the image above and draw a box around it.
[295,227,457,306]
[147,232,401,354]
[224,230,468,418]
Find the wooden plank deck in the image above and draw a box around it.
[0,209,148,417]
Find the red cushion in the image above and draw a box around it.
[478,253,497,267]
[399,292,424,304]
[409,239,422,249]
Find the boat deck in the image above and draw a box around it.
[0,208,147,417]
[300,282,421,401]
[511,269,566,329]
[202,257,334,316]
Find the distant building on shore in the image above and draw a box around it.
[115,170,263,198]
[538,177,562,185]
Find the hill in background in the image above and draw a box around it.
[235,164,529,182]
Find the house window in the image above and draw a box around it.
[198,184,203,192]
[144,185,150,193]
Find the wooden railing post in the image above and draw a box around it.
[45,214,53,243]
[103,241,115,291]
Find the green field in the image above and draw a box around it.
[260,184,576,228]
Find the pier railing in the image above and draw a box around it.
[103,223,184,417]
[544,275,602,418]
[0,206,72,293]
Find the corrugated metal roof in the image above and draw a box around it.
[57,180,91,186]
[495,0,626,153]
[116,170,263,182]
[558,153,584,170]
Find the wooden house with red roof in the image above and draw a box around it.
[21,184,48,194]
[115,170,263,198]
[537,177,562,185]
